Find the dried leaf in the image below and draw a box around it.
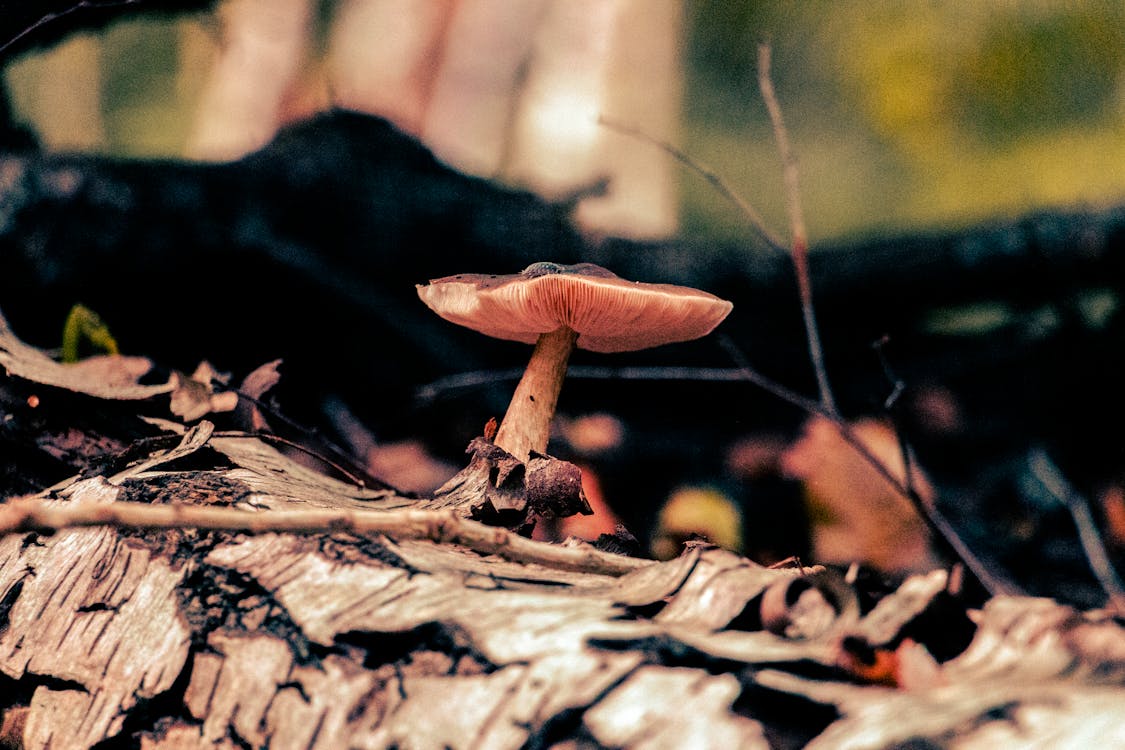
[234,359,283,431]
[840,569,977,673]
[760,569,857,640]
[0,310,173,400]
[525,452,591,518]
[105,421,216,484]
[238,359,282,400]
[169,364,239,421]
[426,438,592,530]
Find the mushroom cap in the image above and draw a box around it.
[416,262,733,353]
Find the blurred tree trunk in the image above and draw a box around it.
[571,0,684,238]
[183,0,683,237]
[184,0,313,160]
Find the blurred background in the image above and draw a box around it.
[3,0,1125,603]
[7,1,1125,242]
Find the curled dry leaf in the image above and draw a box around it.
[237,359,283,401]
[845,569,977,667]
[58,355,155,390]
[232,359,283,431]
[169,362,239,421]
[760,569,858,640]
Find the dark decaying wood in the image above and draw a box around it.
[2,314,1125,749]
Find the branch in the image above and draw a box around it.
[0,496,652,576]
[597,116,787,252]
[757,41,837,417]
[871,335,921,502]
[417,364,787,405]
[0,0,140,56]
[1028,448,1125,612]
[717,334,1020,598]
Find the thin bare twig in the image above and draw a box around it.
[599,44,1008,597]
[597,116,787,253]
[0,497,652,577]
[757,42,837,417]
[718,334,1019,598]
[222,385,393,491]
[599,48,1007,597]
[750,46,1020,597]
[0,0,141,56]
[872,336,921,501]
[212,431,377,491]
[1027,449,1125,612]
[416,364,790,404]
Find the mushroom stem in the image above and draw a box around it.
[494,326,579,462]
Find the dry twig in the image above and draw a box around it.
[593,48,1014,596]
[0,494,652,577]
[1028,449,1125,612]
[598,116,787,252]
[757,41,837,417]
[719,333,1017,597]
[0,0,141,56]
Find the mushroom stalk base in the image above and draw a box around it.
[494,327,579,462]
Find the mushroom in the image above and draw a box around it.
[417,262,733,462]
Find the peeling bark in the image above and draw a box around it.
[0,484,191,749]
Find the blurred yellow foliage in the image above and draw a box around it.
[685,2,1125,242]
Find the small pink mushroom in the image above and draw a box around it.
[417,262,733,461]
